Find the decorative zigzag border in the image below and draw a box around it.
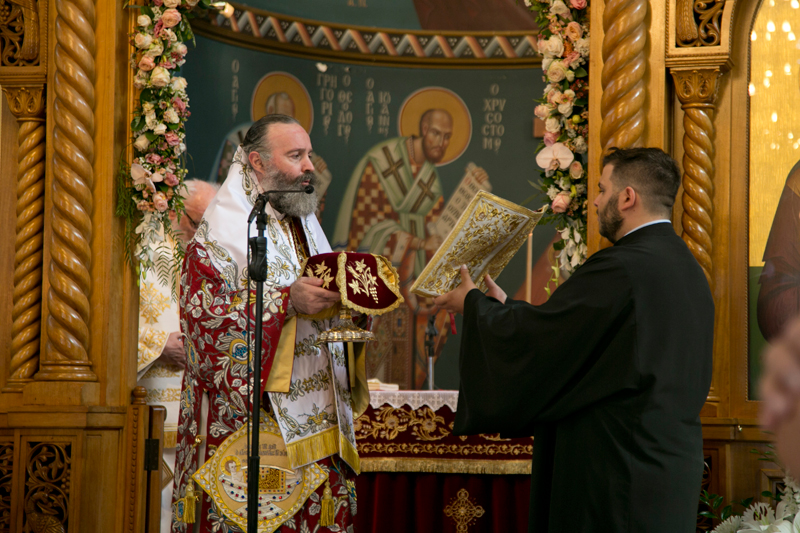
[190,2,542,68]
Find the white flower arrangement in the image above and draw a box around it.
[528,0,590,276]
[117,0,211,278]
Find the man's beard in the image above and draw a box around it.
[598,194,624,243]
[422,136,445,163]
[262,168,319,218]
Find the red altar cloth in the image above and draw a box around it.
[353,391,532,532]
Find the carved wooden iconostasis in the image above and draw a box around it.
[0,0,792,531]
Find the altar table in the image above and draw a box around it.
[353,390,532,533]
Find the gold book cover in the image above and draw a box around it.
[411,190,544,298]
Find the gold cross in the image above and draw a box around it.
[444,489,485,533]
[380,146,407,195]
[411,173,437,212]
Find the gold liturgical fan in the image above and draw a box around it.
[300,252,404,344]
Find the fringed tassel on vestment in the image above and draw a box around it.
[320,479,335,526]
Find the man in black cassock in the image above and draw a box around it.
[435,147,714,532]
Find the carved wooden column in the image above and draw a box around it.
[2,85,46,392]
[37,0,97,382]
[670,69,722,286]
[600,0,648,151]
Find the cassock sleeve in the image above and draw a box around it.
[454,251,637,437]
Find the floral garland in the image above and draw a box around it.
[117,0,210,282]
[527,0,590,275]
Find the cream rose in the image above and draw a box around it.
[565,22,583,42]
[161,28,178,42]
[547,61,568,83]
[170,76,188,91]
[558,101,574,116]
[164,0,181,7]
[534,104,551,120]
[150,67,171,87]
[172,42,188,56]
[545,117,561,134]
[153,192,169,212]
[145,111,158,129]
[163,108,180,124]
[541,35,564,58]
[153,123,167,136]
[161,9,182,28]
[137,14,152,27]
[134,33,153,49]
[569,161,583,179]
[133,134,150,152]
[550,0,572,18]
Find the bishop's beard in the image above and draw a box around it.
[263,169,319,218]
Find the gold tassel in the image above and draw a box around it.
[175,481,199,524]
[320,479,335,527]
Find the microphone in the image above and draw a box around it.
[247,185,314,223]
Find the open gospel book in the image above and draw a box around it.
[411,190,544,298]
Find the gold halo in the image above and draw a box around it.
[251,72,314,133]
[398,87,472,166]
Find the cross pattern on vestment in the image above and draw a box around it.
[411,173,437,212]
[380,146,407,195]
[444,489,485,533]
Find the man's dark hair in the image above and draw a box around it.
[241,114,301,160]
[602,147,681,216]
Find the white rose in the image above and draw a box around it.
[172,42,188,56]
[145,40,164,58]
[163,108,180,124]
[150,67,171,87]
[542,57,553,73]
[164,0,181,7]
[137,14,151,27]
[142,101,155,113]
[574,136,588,153]
[145,111,158,129]
[133,134,150,151]
[134,33,153,49]
[153,123,167,136]
[564,89,576,99]
[541,35,564,58]
[550,0,572,18]
[558,102,574,116]
[545,117,561,133]
[547,60,568,82]
[162,29,178,42]
[170,76,188,91]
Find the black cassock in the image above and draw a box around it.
[455,223,714,532]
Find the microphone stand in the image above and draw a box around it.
[425,315,438,390]
[246,193,269,533]
[244,185,313,533]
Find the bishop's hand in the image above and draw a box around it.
[433,265,476,316]
[290,277,341,315]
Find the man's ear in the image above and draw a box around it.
[248,151,264,174]
[619,186,637,211]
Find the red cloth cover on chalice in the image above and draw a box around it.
[300,252,403,315]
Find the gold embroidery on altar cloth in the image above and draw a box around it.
[145,388,182,404]
[444,489,485,533]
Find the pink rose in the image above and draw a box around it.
[565,21,584,41]
[534,104,551,120]
[544,131,559,146]
[146,153,162,165]
[153,192,169,212]
[160,9,182,28]
[153,0,163,5]
[165,131,181,146]
[569,161,584,179]
[164,172,179,187]
[570,0,587,8]
[551,192,571,213]
[138,55,155,72]
[172,97,186,113]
